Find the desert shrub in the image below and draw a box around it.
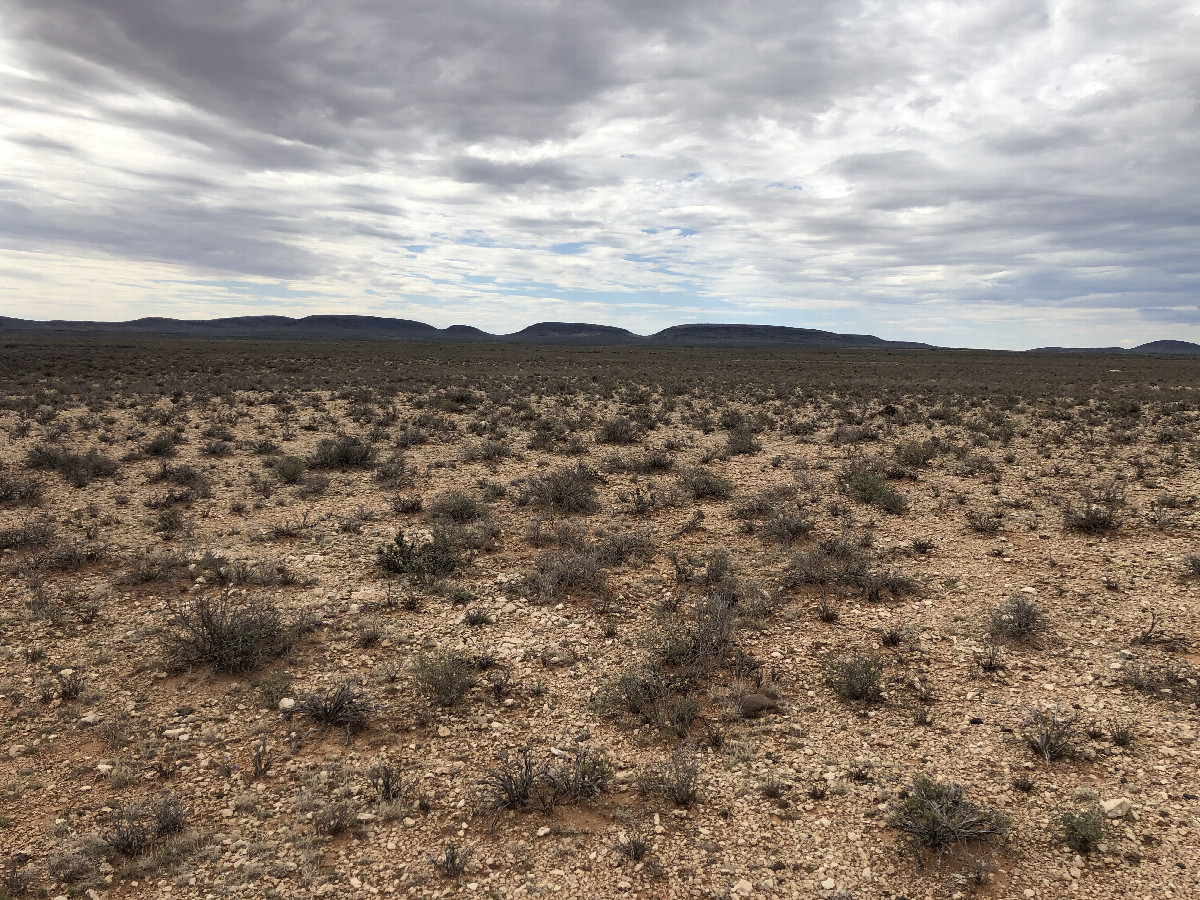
[518,462,601,513]
[377,529,459,583]
[1063,481,1123,532]
[0,517,56,551]
[677,466,733,500]
[313,802,354,836]
[759,510,813,547]
[723,427,761,456]
[889,773,1010,856]
[300,683,371,736]
[161,595,294,674]
[1022,705,1078,763]
[308,433,375,469]
[412,651,477,706]
[272,455,306,484]
[427,490,487,523]
[151,793,188,836]
[1060,807,1104,854]
[823,651,885,704]
[105,805,154,856]
[25,445,117,487]
[593,528,654,566]
[841,461,907,514]
[894,439,937,468]
[966,508,1004,533]
[989,596,1043,640]
[604,449,674,474]
[368,761,403,802]
[143,430,180,457]
[0,470,44,507]
[525,549,606,603]
[596,416,643,444]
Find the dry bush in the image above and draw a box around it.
[161,594,295,675]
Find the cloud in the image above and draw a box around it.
[1,0,1199,348]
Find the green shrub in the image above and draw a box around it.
[823,651,885,704]
[308,433,375,469]
[1061,807,1104,854]
[273,455,306,484]
[377,529,459,583]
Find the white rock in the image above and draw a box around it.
[1102,797,1131,818]
[537,826,551,837]
[732,879,753,895]
[821,877,837,890]
[279,698,296,711]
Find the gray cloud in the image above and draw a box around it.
[2,0,1199,347]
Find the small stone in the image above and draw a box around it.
[821,877,837,890]
[537,826,551,837]
[403,817,416,827]
[732,879,753,895]
[278,698,296,712]
[349,877,362,889]
[7,745,26,758]
[1102,798,1131,818]
[80,712,103,726]
[356,812,376,822]
[438,726,452,737]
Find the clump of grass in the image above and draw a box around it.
[430,843,473,878]
[637,750,700,808]
[300,683,371,737]
[1022,704,1078,763]
[888,773,1010,857]
[161,595,294,675]
[823,651,885,704]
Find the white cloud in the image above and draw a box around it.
[1,0,1198,349]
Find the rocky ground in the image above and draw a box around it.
[0,342,1197,900]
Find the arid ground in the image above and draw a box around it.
[1,340,1198,900]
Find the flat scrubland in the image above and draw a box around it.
[0,339,1198,900]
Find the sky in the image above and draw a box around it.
[1,0,1199,350]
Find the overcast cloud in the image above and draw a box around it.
[2,0,1198,348]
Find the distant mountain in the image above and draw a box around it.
[0,314,917,348]
[2,313,1197,353]
[1030,339,1200,355]
[650,323,930,349]
[507,322,642,343]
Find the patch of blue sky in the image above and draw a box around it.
[549,242,589,255]
[453,230,498,247]
[640,227,698,237]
